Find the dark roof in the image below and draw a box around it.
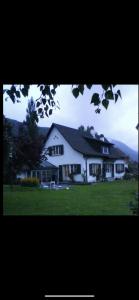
[82,132,112,144]
[46,123,128,159]
[32,161,58,170]
[46,123,100,156]
[110,146,128,159]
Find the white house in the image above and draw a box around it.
[30,123,128,183]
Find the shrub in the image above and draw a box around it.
[123,173,133,180]
[20,177,39,187]
[81,170,86,183]
[15,178,21,185]
[133,174,139,181]
[68,172,75,182]
[129,193,139,215]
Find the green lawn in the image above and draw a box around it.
[3,180,138,215]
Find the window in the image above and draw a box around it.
[102,146,109,154]
[65,165,70,176]
[89,164,101,176]
[42,171,47,182]
[73,164,81,174]
[63,164,81,176]
[116,164,124,173]
[48,145,64,156]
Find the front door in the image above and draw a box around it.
[103,163,114,178]
[112,164,114,177]
[102,164,106,178]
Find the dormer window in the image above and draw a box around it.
[102,146,109,154]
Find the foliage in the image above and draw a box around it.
[3,116,12,162]
[81,169,86,183]
[20,177,39,187]
[123,173,133,180]
[126,160,138,175]
[124,161,139,181]
[12,98,44,172]
[3,116,15,183]
[3,84,121,121]
[129,192,139,215]
[68,172,76,182]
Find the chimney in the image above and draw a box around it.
[90,128,96,138]
[100,134,104,141]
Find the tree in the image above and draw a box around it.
[12,98,44,173]
[3,116,11,165]
[3,116,13,183]
[3,84,122,121]
[129,192,139,216]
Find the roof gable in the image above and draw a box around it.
[45,123,127,159]
[45,123,98,155]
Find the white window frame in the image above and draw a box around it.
[102,146,109,154]
[116,164,124,173]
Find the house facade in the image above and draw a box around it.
[30,123,128,183]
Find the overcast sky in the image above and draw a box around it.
[3,84,138,151]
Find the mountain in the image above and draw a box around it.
[38,126,49,137]
[108,138,138,162]
[6,118,49,138]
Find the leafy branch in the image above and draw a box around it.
[72,84,122,113]
[3,84,122,121]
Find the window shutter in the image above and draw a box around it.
[89,164,92,175]
[61,145,64,155]
[77,164,81,174]
[48,147,52,156]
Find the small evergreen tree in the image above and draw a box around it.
[3,115,13,183]
[13,98,44,174]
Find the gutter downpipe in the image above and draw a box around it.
[85,156,88,183]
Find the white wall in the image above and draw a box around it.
[43,127,85,182]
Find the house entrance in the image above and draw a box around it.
[103,163,114,178]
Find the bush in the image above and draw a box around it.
[69,172,76,182]
[123,173,133,180]
[129,193,139,215]
[133,174,139,181]
[15,178,21,185]
[20,177,39,187]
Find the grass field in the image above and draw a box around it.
[3,180,138,215]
